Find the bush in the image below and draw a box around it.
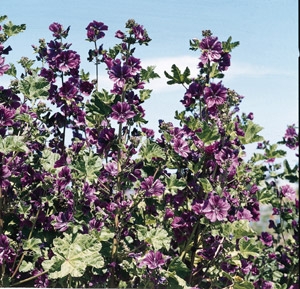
[0,16,298,289]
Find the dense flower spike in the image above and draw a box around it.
[0,16,298,289]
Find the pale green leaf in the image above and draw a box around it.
[19,75,50,101]
[0,135,28,154]
[136,225,171,250]
[19,260,34,272]
[42,233,104,279]
[139,139,166,162]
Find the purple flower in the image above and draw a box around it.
[202,194,230,222]
[110,101,135,123]
[181,81,203,107]
[49,22,69,39]
[203,81,227,108]
[108,59,132,92]
[59,80,78,100]
[132,25,149,42]
[140,176,165,197]
[86,20,108,42]
[115,30,125,39]
[80,80,94,96]
[104,161,118,176]
[218,52,231,71]
[281,184,296,202]
[0,104,15,126]
[262,280,274,289]
[236,208,253,221]
[284,124,298,150]
[260,232,273,247]
[127,56,142,75]
[49,22,63,37]
[0,56,9,76]
[173,138,190,158]
[55,166,72,190]
[56,50,80,72]
[33,268,50,288]
[142,127,155,138]
[199,36,222,65]
[138,250,166,269]
[0,234,16,265]
[89,218,104,232]
[52,211,73,232]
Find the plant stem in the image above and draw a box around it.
[11,270,48,287]
[94,41,99,91]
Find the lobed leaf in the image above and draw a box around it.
[19,75,50,101]
[42,233,104,279]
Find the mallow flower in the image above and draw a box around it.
[138,250,166,270]
[86,20,108,42]
[202,194,231,222]
[110,101,135,123]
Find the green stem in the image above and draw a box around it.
[11,270,48,287]
[94,41,99,91]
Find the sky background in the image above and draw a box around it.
[1,0,299,163]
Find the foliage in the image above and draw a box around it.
[0,17,298,289]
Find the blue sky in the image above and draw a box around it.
[2,0,299,162]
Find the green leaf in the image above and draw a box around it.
[2,20,26,37]
[239,237,261,258]
[139,139,166,162]
[164,64,191,85]
[0,135,28,154]
[0,15,8,23]
[40,150,60,173]
[221,220,256,241]
[209,62,224,79]
[240,121,264,144]
[5,63,17,77]
[139,89,152,102]
[136,225,171,250]
[19,260,34,272]
[98,227,115,242]
[165,270,187,289]
[168,257,189,278]
[42,233,104,279]
[165,174,186,194]
[72,152,102,183]
[19,75,50,101]
[86,90,113,124]
[233,279,254,289]
[141,66,160,83]
[265,144,286,159]
[222,36,240,53]
[196,122,220,143]
[189,38,200,51]
[256,187,276,204]
[199,178,212,192]
[23,238,42,255]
